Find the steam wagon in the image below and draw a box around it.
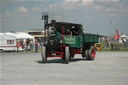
[41,20,98,64]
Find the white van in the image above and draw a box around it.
[0,34,17,52]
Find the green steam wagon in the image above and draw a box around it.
[41,20,98,64]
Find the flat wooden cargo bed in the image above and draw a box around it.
[83,33,98,43]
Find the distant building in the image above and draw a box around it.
[28,29,44,40]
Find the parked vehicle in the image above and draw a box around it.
[0,34,17,52]
[41,20,98,64]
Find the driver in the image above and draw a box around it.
[49,26,55,36]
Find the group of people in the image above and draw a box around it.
[99,36,128,49]
[16,38,41,52]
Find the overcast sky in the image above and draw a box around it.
[0,0,128,35]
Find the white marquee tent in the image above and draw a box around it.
[120,34,127,38]
[4,32,34,39]
[16,32,34,39]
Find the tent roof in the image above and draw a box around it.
[0,32,34,39]
[120,34,127,38]
[0,33,16,37]
[16,32,34,39]
[5,32,17,37]
[0,33,16,39]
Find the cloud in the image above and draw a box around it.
[103,1,128,16]
[0,0,6,7]
[106,7,117,12]
[47,0,128,22]
[95,0,120,1]
[32,7,41,12]
[17,7,28,15]
[9,0,24,2]
[82,0,94,5]
[94,5,104,9]
[5,12,12,17]
[0,13,1,30]
[119,1,128,9]
[64,0,94,6]
[64,0,80,2]
[1,0,128,34]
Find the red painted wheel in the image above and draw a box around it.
[91,48,95,59]
[88,46,96,60]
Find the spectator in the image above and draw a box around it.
[23,39,26,51]
[38,38,42,48]
[26,39,30,51]
[35,39,38,52]
[30,39,33,51]
[27,43,31,52]
[16,40,20,52]
[123,38,127,48]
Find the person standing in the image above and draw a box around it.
[35,39,38,52]
[16,40,20,52]
[26,39,30,51]
[30,39,33,51]
[38,38,42,48]
[123,38,127,48]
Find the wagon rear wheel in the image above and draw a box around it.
[41,46,47,63]
[88,46,96,60]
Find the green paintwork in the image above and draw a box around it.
[56,32,81,48]
[56,31,98,48]
[47,22,99,48]
[63,35,81,48]
[83,33,98,43]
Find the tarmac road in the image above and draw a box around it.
[0,51,128,85]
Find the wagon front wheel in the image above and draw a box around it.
[41,46,47,63]
[64,46,70,64]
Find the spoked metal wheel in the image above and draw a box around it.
[41,46,47,63]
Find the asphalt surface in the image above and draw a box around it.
[0,51,128,85]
